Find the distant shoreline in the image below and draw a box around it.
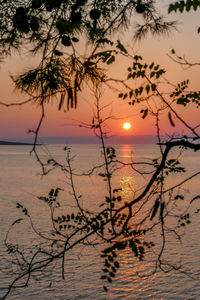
[0,141,34,146]
[1,135,159,145]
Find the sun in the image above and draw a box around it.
[123,122,131,130]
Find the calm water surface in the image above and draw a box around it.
[0,144,200,299]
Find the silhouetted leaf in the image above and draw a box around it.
[107,55,115,64]
[103,286,108,292]
[151,83,156,91]
[67,87,73,110]
[116,40,127,54]
[146,85,150,94]
[150,198,160,220]
[58,93,65,110]
[140,108,148,119]
[168,112,175,127]
[54,50,63,56]
[171,48,175,54]
[114,261,120,268]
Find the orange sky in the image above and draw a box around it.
[1,4,200,140]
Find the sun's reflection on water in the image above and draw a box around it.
[120,176,134,201]
[120,143,133,160]
[119,144,135,202]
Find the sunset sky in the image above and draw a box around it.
[1,2,200,140]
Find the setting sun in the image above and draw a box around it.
[123,122,132,130]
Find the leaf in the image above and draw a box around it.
[174,194,184,200]
[111,266,116,272]
[118,93,123,98]
[139,246,144,254]
[129,240,138,256]
[154,65,160,71]
[103,268,109,273]
[146,85,150,94]
[139,86,143,95]
[150,71,155,78]
[193,0,199,10]
[171,48,175,54]
[140,108,148,119]
[134,55,142,61]
[177,97,190,106]
[108,255,113,262]
[186,0,192,11]
[178,1,185,12]
[150,198,160,220]
[149,62,154,69]
[123,93,127,99]
[54,49,63,56]
[103,286,108,292]
[72,37,79,42]
[168,3,175,13]
[49,189,54,197]
[97,38,113,45]
[114,261,120,268]
[67,87,73,110]
[116,40,127,54]
[107,55,115,64]
[89,27,104,40]
[58,93,65,110]
[109,272,115,278]
[168,112,175,127]
[127,73,132,79]
[151,83,156,92]
[94,50,111,61]
[113,187,121,193]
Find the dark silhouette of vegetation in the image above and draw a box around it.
[1,0,200,299]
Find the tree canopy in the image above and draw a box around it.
[0,0,175,109]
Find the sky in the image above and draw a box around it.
[1,1,200,140]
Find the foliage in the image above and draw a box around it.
[169,0,200,33]
[0,0,175,108]
[169,0,200,13]
[1,0,200,299]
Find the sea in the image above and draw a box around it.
[0,143,200,300]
